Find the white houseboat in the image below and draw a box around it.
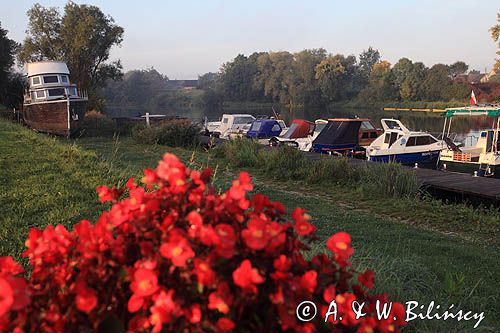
[22,61,88,137]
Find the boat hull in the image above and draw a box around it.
[368,150,441,165]
[22,99,87,137]
[312,143,357,154]
[437,160,500,178]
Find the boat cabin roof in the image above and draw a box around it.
[444,105,500,117]
[222,114,255,118]
[26,61,70,77]
[327,118,368,122]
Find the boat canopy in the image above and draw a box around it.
[444,105,500,117]
[312,119,362,146]
[281,119,315,139]
[246,119,283,139]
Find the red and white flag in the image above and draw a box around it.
[470,90,477,105]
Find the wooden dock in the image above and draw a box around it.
[301,152,500,205]
[412,167,500,204]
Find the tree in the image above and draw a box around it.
[420,64,451,100]
[0,21,19,104]
[197,72,219,90]
[220,54,258,101]
[103,68,168,111]
[315,55,345,102]
[390,58,427,101]
[289,49,327,107]
[358,47,380,80]
[18,2,124,98]
[358,60,397,102]
[254,51,295,105]
[449,61,469,77]
[490,13,500,70]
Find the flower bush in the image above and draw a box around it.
[0,153,406,333]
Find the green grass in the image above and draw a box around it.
[0,119,499,332]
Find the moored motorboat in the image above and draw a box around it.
[366,119,444,165]
[438,105,500,177]
[269,119,327,151]
[204,114,256,139]
[22,61,88,137]
[246,119,286,139]
[312,118,379,156]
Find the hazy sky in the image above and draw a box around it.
[1,0,499,79]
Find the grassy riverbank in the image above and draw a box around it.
[0,119,498,332]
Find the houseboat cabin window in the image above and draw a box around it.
[61,75,69,83]
[48,88,66,97]
[67,87,77,96]
[31,77,41,85]
[43,75,59,84]
[30,92,36,100]
[35,90,45,99]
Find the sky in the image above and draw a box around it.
[1,0,499,79]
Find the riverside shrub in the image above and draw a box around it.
[0,153,406,333]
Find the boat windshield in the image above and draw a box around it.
[361,121,375,130]
[315,123,327,133]
[250,121,262,131]
[282,123,299,139]
[234,117,255,124]
[384,120,403,130]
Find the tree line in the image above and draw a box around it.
[198,48,475,109]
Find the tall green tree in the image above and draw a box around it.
[490,13,500,70]
[104,68,168,110]
[254,51,295,105]
[420,64,451,100]
[449,61,468,77]
[18,2,124,97]
[220,54,258,101]
[358,47,380,81]
[0,22,19,103]
[358,60,397,101]
[315,54,358,102]
[289,49,327,107]
[390,58,427,101]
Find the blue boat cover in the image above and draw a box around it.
[246,120,283,139]
[312,120,361,152]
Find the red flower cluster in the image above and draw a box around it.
[0,153,406,332]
